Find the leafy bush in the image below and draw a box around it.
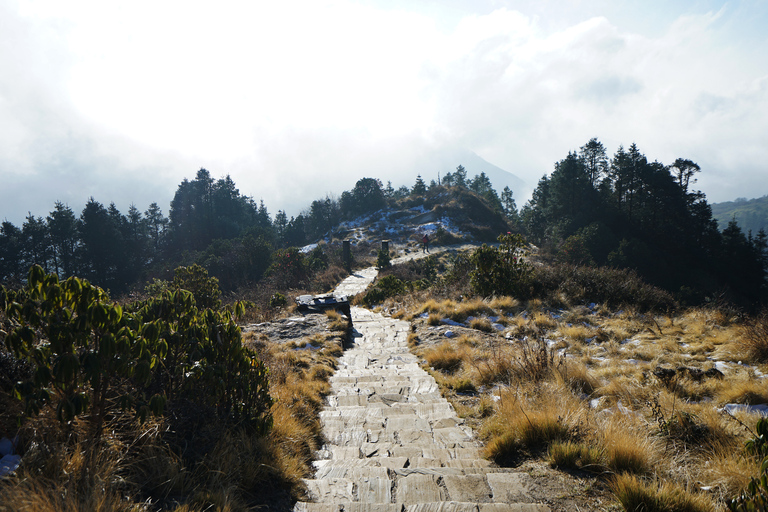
[533,263,676,312]
[470,233,533,298]
[269,292,287,308]
[268,247,308,288]
[376,249,392,270]
[172,263,222,309]
[361,275,408,307]
[1,266,273,473]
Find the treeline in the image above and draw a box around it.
[520,139,768,306]
[2,141,765,307]
[0,168,511,296]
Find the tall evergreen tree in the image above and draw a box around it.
[0,221,24,282]
[579,138,608,187]
[47,202,79,277]
[22,213,50,272]
[412,175,427,196]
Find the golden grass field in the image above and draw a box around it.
[387,293,768,512]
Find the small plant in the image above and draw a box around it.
[728,418,768,511]
[424,342,464,373]
[376,249,392,270]
[269,292,287,308]
[361,275,407,307]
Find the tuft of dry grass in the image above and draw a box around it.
[468,317,494,332]
[549,441,604,473]
[559,324,594,344]
[424,342,466,373]
[483,384,583,466]
[737,308,768,364]
[609,473,715,512]
[325,309,349,331]
[715,377,768,406]
[489,296,520,313]
[554,360,600,396]
[601,424,656,475]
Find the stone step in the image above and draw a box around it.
[302,471,539,505]
[294,503,550,512]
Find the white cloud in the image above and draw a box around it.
[1,0,767,225]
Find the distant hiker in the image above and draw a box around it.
[422,234,429,253]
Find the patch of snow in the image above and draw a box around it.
[492,323,505,331]
[0,454,21,477]
[299,243,319,253]
[441,318,464,327]
[444,330,455,338]
[294,344,322,351]
[722,404,768,417]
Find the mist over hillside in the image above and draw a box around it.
[711,195,768,234]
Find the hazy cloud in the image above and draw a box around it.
[1,0,767,225]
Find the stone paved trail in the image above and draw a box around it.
[294,251,550,512]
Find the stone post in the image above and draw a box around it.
[343,240,351,271]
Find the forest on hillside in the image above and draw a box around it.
[0,139,766,308]
[712,194,768,235]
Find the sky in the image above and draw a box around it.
[2,0,767,225]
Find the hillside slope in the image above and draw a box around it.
[326,186,513,247]
[712,195,768,233]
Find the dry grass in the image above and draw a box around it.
[483,384,583,465]
[325,309,349,331]
[715,377,768,405]
[548,441,604,473]
[468,317,494,332]
[408,295,764,511]
[737,307,768,363]
[609,473,715,512]
[424,341,466,373]
[599,416,658,475]
[559,324,594,344]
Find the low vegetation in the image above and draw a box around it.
[0,265,349,511]
[370,238,768,511]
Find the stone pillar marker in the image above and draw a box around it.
[381,240,389,254]
[342,240,351,271]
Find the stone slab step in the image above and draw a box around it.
[294,503,550,512]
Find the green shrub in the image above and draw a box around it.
[362,275,408,307]
[533,263,676,312]
[1,266,273,474]
[172,264,222,309]
[269,292,287,308]
[469,233,533,298]
[376,249,392,270]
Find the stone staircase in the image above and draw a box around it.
[293,305,550,512]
